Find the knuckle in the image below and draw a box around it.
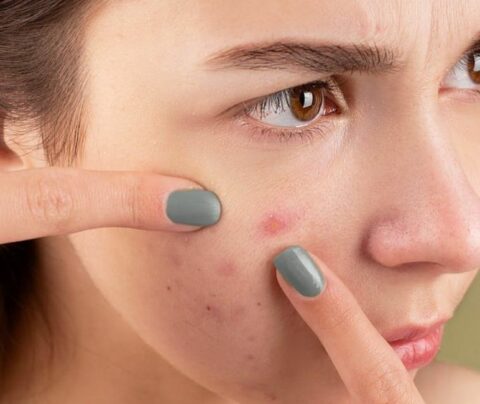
[123,174,148,227]
[26,171,74,231]
[362,363,413,404]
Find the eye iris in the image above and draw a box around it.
[468,52,480,84]
[290,86,324,121]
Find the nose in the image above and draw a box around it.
[363,103,480,274]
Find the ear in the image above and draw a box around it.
[0,112,40,171]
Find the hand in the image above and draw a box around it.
[273,245,426,404]
[0,167,221,244]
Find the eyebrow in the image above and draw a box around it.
[201,40,405,75]
[202,31,480,76]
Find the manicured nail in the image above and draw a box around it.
[166,189,221,227]
[273,245,326,297]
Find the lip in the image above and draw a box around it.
[383,318,449,343]
[384,320,449,370]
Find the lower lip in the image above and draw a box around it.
[388,325,444,370]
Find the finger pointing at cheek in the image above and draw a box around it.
[273,245,426,404]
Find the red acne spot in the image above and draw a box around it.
[204,304,224,324]
[166,285,171,291]
[246,354,255,361]
[262,214,287,235]
[258,210,301,238]
[217,259,237,277]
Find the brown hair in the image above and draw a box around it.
[0,0,100,389]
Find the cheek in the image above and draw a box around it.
[143,207,308,372]
[163,206,305,325]
[78,204,311,394]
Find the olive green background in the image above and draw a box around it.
[436,271,480,371]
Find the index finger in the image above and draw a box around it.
[273,245,426,404]
[0,167,222,244]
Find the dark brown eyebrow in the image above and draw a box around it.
[201,40,405,75]
[202,30,480,76]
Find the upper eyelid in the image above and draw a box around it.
[439,39,480,75]
[459,34,480,59]
[246,76,348,115]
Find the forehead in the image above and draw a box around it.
[195,0,479,50]
[89,0,480,62]
[190,0,390,43]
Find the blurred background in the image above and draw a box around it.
[436,272,480,370]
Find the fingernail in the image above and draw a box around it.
[273,245,326,297]
[166,189,221,227]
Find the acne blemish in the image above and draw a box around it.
[169,253,181,267]
[256,301,262,307]
[262,213,287,236]
[217,259,237,277]
[203,304,224,324]
[166,285,171,291]
[258,209,302,238]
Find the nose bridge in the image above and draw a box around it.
[363,101,480,273]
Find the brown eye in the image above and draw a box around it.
[289,85,338,122]
[245,79,342,129]
[467,51,480,84]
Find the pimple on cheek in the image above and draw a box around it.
[216,259,238,277]
[257,209,302,238]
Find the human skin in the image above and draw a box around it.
[3,0,480,403]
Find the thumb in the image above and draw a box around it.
[273,245,426,404]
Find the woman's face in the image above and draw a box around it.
[44,0,480,402]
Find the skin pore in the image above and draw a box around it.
[3,0,480,403]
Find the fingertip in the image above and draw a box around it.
[273,245,327,299]
[164,188,222,230]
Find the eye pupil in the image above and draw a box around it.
[290,87,324,121]
[468,52,480,84]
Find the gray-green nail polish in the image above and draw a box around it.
[166,189,221,227]
[273,245,326,297]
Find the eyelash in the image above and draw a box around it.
[457,47,480,78]
[232,47,480,145]
[233,77,345,145]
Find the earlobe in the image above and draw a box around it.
[0,112,33,171]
